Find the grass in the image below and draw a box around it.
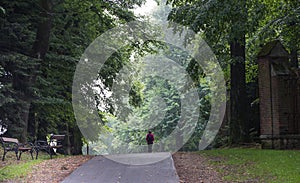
[0,149,60,181]
[0,159,42,181]
[200,148,300,183]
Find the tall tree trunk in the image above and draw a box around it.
[228,0,249,145]
[32,0,52,59]
[229,37,249,144]
[20,103,31,142]
[20,0,52,142]
[72,126,83,155]
[66,121,72,155]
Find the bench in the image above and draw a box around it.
[0,137,34,161]
[35,134,65,159]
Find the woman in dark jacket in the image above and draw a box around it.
[146,131,154,153]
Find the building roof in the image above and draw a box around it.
[258,40,289,58]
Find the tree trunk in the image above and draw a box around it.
[20,103,31,142]
[86,143,89,155]
[229,37,249,144]
[176,129,183,150]
[72,126,83,155]
[66,122,72,155]
[19,0,52,142]
[32,0,53,59]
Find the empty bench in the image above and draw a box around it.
[35,134,65,159]
[0,137,34,161]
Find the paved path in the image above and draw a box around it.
[62,152,179,183]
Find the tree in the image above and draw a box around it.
[166,0,270,144]
[0,0,43,141]
[31,0,146,154]
[254,0,299,68]
[0,0,147,153]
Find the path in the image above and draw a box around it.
[62,152,179,183]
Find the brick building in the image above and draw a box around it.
[258,40,300,149]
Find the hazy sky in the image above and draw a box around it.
[133,0,158,16]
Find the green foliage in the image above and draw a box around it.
[166,0,299,145]
[0,53,40,139]
[0,0,147,152]
[246,0,300,80]
[88,40,213,153]
[88,0,299,150]
[166,0,268,85]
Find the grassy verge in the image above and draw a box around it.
[0,150,60,182]
[200,148,300,183]
[0,159,42,181]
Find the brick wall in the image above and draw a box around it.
[257,41,300,149]
[258,58,272,136]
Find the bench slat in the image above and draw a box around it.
[18,147,32,151]
[51,135,65,140]
[2,137,19,144]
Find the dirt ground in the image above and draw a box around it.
[4,152,224,183]
[172,152,224,183]
[3,155,93,183]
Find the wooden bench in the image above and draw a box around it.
[0,137,34,161]
[35,134,65,159]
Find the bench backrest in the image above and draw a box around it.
[49,135,65,146]
[35,134,65,147]
[0,137,19,150]
[1,137,19,144]
[51,135,65,141]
